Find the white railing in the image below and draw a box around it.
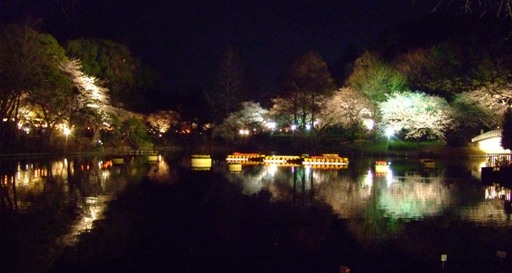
[471,129,502,143]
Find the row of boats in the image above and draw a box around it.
[226,152,349,166]
[191,153,434,171]
[189,153,349,172]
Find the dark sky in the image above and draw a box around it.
[2,0,445,95]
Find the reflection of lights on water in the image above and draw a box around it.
[62,196,111,246]
[267,164,277,176]
[386,170,393,188]
[146,160,172,183]
[305,166,311,176]
[363,169,373,189]
[485,185,512,201]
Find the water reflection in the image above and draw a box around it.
[219,158,512,244]
[0,155,174,248]
[5,154,512,272]
[223,161,454,220]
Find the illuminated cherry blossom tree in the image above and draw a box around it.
[213,101,268,141]
[319,87,372,133]
[66,39,138,108]
[60,59,114,144]
[379,91,454,141]
[453,85,512,130]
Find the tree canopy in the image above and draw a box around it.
[379,91,454,141]
[347,51,406,104]
[66,39,138,108]
[502,107,512,150]
[278,50,336,130]
[0,23,70,148]
[211,47,250,121]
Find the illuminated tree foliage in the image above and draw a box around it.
[395,42,512,99]
[454,86,512,129]
[213,101,267,141]
[145,110,180,135]
[379,91,454,141]
[268,97,296,127]
[0,23,69,148]
[278,50,336,130]
[26,62,74,143]
[449,93,495,144]
[66,39,138,108]
[394,45,462,98]
[106,115,152,149]
[347,51,406,104]
[60,59,114,145]
[319,87,372,136]
[502,107,512,150]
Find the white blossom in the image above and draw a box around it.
[379,91,454,141]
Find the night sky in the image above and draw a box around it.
[1,0,470,96]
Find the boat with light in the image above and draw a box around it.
[302,154,348,166]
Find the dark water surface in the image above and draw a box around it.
[1,154,511,273]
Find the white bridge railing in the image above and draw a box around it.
[471,129,502,143]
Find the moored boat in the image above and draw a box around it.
[375,160,390,173]
[226,152,264,162]
[191,154,212,170]
[263,155,302,164]
[302,154,348,166]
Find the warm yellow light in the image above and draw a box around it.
[63,127,71,136]
[266,164,277,176]
[478,137,510,154]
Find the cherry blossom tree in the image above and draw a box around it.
[60,59,113,144]
[379,91,454,141]
[213,101,268,141]
[319,87,372,135]
[66,39,138,109]
[453,85,512,130]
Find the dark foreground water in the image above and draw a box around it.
[1,154,511,273]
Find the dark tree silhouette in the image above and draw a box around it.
[212,47,249,122]
[502,107,512,150]
[280,50,336,131]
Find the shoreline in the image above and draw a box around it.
[0,144,487,159]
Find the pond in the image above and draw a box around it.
[1,153,511,273]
